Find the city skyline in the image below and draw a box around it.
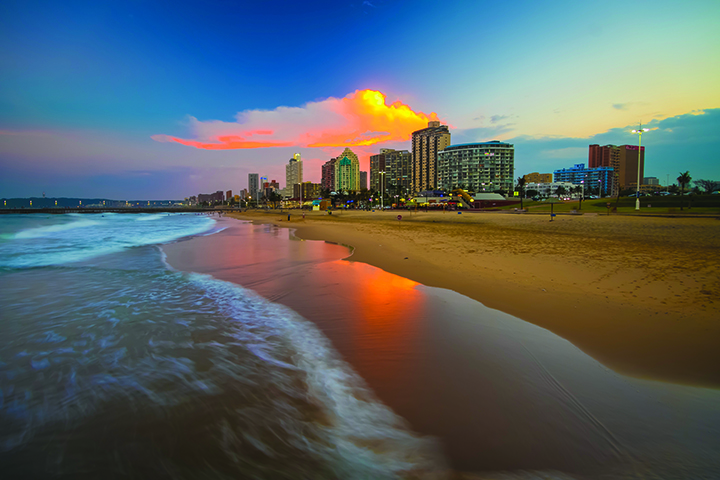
[1,0,719,199]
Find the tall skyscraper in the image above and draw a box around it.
[359,171,367,190]
[334,148,360,192]
[370,148,412,194]
[412,120,451,193]
[321,158,337,191]
[284,153,303,197]
[589,144,645,194]
[248,173,259,201]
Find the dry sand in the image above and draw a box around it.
[227,209,720,388]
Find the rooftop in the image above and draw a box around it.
[445,141,513,150]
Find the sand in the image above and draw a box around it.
[227,209,720,389]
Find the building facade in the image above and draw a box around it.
[370,148,412,195]
[523,172,552,184]
[321,158,337,191]
[248,173,259,201]
[334,148,360,192]
[412,121,451,193]
[294,182,321,200]
[437,141,515,194]
[198,191,224,204]
[589,144,645,193]
[525,182,577,197]
[284,153,303,197]
[359,171,367,190]
[553,163,615,196]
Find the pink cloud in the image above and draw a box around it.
[152,89,439,150]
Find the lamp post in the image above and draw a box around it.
[632,123,649,210]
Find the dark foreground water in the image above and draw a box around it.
[1,214,719,479]
[0,214,443,478]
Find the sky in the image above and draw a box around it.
[1,0,719,199]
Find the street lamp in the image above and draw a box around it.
[632,124,649,210]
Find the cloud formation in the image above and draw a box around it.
[152,89,439,150]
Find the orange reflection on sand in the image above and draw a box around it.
[319,261,427,383]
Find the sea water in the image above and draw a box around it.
[0,214,444,478]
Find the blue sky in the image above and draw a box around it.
[1,0,719,198]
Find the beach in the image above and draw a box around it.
[225,210,720,389]
[161,214,720,478]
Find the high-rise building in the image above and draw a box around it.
[370,148,412,195]
[438,141,515,194]
[412,120,451,193]
[334,148,360,192]
[589,144,645,194]
[359,171,367,190]
[523,172,553,184]
[226,190,232,202]
[248,173,259,201]
[553,163,615,196]
[321,158,337,191]
[284,153,303,197]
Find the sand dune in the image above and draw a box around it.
[228,209,720,388]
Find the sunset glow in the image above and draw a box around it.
[151,89,439,150]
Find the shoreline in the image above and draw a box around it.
[226,209,720,389]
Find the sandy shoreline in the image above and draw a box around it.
[226,209,720,388]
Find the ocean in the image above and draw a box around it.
[0,214,443,478]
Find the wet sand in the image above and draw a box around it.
[227,210,720,389]
[162,219,720,478]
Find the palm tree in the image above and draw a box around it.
[516,176,526,210]
[677,171,692,210]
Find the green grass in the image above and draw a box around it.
[502,195,720,215]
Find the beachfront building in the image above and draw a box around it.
[523,172,552,183]
[248,173,259,201]
[525,182,576,198]
[294,182,321,200]
[198,191,224,205]
[412,121,451,193]
[321,158,337,191]
[283,153,303,198]
[589,144,645,194]
[334,148,361,192]
[360,171,367,190]
[437,141,515,194]
[553,163,614,197]
[370,148,412,196]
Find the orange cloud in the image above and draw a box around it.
[152,89,439,150]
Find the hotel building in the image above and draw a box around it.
[370,148,412,194]
[553,163,614,196]
[321,158,337,191]
[588,144,645,193]
[437,141,515,194]
[248,173,259,201]
[284,153,303,197]
[412,121,451,193]
[334,148,361,192]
